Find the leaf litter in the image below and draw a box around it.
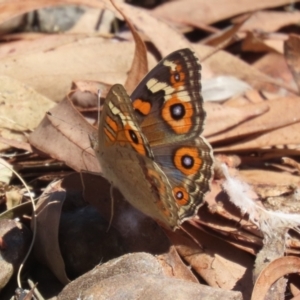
[0,0,300,299]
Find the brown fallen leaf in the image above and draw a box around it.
[253,52,295,89]
[235,10,300,33]
[242,31,285,54]
[58,252,243,300]
[193,44,296,94]
[210,96,300,146]
[284,34,300,93]
[167,223,254,299]
[152,0,296,28]
[203,14,250,47]
[217,120,300,153]
[0,33,81,59]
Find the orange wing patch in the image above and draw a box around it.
[104,116,118,142]
[133,99,151,116]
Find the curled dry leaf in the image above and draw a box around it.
[29,96,98,173]
[114,1,192,57]
[70,80,111,109]
[0,219,32,290]
[33,180,70,285]
[251,256,300,300]
[111,0,148,94]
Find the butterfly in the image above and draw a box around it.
[93,48,213,230]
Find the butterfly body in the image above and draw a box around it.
[95,49,213,230]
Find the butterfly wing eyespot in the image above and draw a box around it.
[173,146,202,176]
[124,124,147,156]
[161,97,193,134]
[168,62,186,89]
[173,186,189,206]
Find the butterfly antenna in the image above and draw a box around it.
[107,184,114,232]
[97,89,101,126]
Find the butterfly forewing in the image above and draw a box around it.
[96,84,181,229]
[131,48,205,146]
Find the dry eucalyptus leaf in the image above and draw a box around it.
[204,101,269,138]
[210,96,300,146]
[193,44,293,94]
[202,76,251,102]
[0,75,55,151]
[240,169,300,186]
[152,0,295,27]
[217,120,300,152]
[284,34,300,92]
[29,96,98,173]
[236,11,300,33]
[253,52,295,89]
[202,14,250,47]
[0,38,134,102]
[0,33,81,60]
